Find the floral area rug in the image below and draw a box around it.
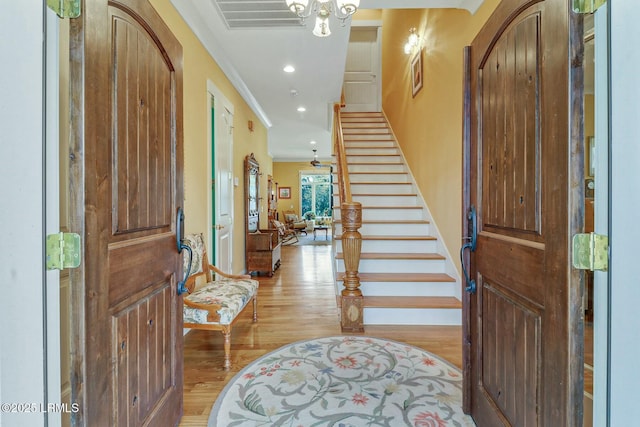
[209,336,475,426]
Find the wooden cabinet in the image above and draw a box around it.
[247,229,281,277]
[245,154,281,276]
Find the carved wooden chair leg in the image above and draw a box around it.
[252,296,258,322]
[221,327,232,369]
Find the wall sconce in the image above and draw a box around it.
[403,28,420,55]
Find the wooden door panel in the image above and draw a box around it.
[480,278,541,426]
[108,236,176,305]
[481,12,541,236]
[114,284,174,425]
[70,0,183,424]
[107,3,182,424]
[466,0,583,425]
[476,236,544,306]
[112,11,173,234]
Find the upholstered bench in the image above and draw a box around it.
[182,233,258,369]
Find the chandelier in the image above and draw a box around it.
[285,0,360,37]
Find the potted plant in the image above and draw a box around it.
[302,211,316,231]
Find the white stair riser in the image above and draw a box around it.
[342,123,388,129]
[346,150,400,157]
[341,119,386,124]
[358,281,457,297]
[336,258,446,274]
[342,195,418,206]
[363,308,461,326]
[348,164,406,173]
[334,208,423,221]
[347,154,402,162]
[341,113,384,117]
[347,173,410,183]
[337,115,463,327]
[343,128,391,134]
[335,239,437,253]
[337,183,415,194]
[334,222,430,235]
[343,134,395,141]
[344,140,396,148]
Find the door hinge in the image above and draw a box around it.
[46,232,81,270]
[572,0,606,14]
[46,0,81,19]
[572,232,608,271]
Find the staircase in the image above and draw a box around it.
[333,112,462,325]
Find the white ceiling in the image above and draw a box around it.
[170,0,484,162]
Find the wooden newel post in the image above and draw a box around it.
[340,201,364,332]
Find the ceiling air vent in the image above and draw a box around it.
[214,0,304,29]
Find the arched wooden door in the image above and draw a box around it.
[69,0,184,424]
[463,0,584,425]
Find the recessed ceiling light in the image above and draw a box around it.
[310,140,317,145]
[283,65,295,73]
[297,106,306,112]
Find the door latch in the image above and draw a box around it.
[572,232,608,271]
[46,232,81,270]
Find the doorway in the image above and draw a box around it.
[582,6,610,426]
[342,25,382,112]
[207,81,234,274]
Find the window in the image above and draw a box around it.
[300,172,332,218]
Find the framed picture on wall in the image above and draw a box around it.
[411,49,423,97]
[279,187,291,199]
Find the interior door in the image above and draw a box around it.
[68,0,184,424]
[464,0,583,425]
[342,26,380,112]
[212,92,234,274]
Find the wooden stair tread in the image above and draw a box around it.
[335,234,436,241]
[337,272,455,282]
[344,140,396,143]
[333,219,430,224]
[343,147,397,150]
[336,252,445,260]
[333,193,418,197]
[332,182,412,185]
[333,205,422,210]
[361,206,422,209]
[344,152,397,154]
[346,171,407,174]
[344,162,404,165]
[363,296,461,309]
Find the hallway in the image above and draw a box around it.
[179,243,463,425]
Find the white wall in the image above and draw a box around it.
[0,1,47,425]
[609,1,640,424]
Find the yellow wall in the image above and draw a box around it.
[381,2,499,272]
[354,9,382,21]
[150,0,271,274]
[272,162,325,218]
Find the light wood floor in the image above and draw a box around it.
[179,243,462,426]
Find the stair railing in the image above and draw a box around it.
[333,103,364,332]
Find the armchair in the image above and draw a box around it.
[282,209,307,235]
[271,220,298,245]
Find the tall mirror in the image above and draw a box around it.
[245,153,260,233]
